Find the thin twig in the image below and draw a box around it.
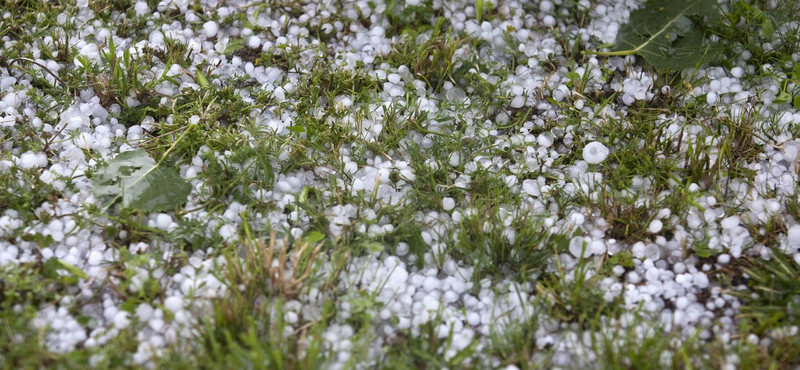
[8,57,69,88]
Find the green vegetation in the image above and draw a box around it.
[1,0,799,369]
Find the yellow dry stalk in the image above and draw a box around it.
[247,231,323,299]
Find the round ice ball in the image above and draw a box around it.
[569,236,588,258]
[583,141,609,164]
[133,1,149,16]
[648,219,663,234]
[163,296,183,313]
[787,224,800,247]
[203,21,219,38]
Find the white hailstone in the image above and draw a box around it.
[422,276,440,292]
[449,152,461,167]
[399,167,415,181]
[113,311,131,328]
[156,214,172,230]
[693,272,709,288]
[787,225,800,247]
[568,236,587,258]
[569,212,585,225]
[443,260,457,276]
[504,175,518,187]
[442,197,456,211]
[218,224,237,242]
[766,199,781,213]
[74,132,95,149]
[87,250,104,265]
[717,254,731,264]
[443,290,459,303]
[627,271,642,284]
[731,67,744,78]
[552,85,568,101]
[277,180,293,193]
[720,216,740,229]
[285,311,299,325]
[248,36,261,49]
[582,141,609,164]
[467,312,481,326]
[203,21,219,38]
[522,179,539,197]
[589,240,607,255]
[130,242,148,254]
[2,92,18,108]
[0,76,17,91]
[648,219,663,234]
[18,152,46,168]
[388,85,405,97]
[675,297,690,310]
[537,132,554,147]
[631,242,646,259]
[644,244,661,261]
[706,92,718,105]
[163,296,183,313]
[273,86,286,102]
[510,95,525,108]
[395,242,409,256]
[133,1,149,16]
[149,318,165,332]
[136,304,154,322]
[621,93,635,105]
[384,267,409,291]
[543,15,556,27]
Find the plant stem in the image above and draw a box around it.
[583,49,635,56]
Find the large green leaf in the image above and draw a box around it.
[92,149,191,212]
[593,0,723,71]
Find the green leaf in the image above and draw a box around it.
[194,69,210,88]
[694,239,720,258]
[793,95,800,109]
[297,186,309,204]
[565,71,580,83]
[21,233,54,247]
[775,91,792,105]
[304,231,326,244]
[595,0,722,71]
[364,241,385,253]
[92,149,191,212]
[761,18,774,39]
[253,149,274,190]
[121,299,138,314]
[286,125,305,134]
[475,0,484,22]
[222,38,246,56]
[43,258,87,279]
[608,251,634,268]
